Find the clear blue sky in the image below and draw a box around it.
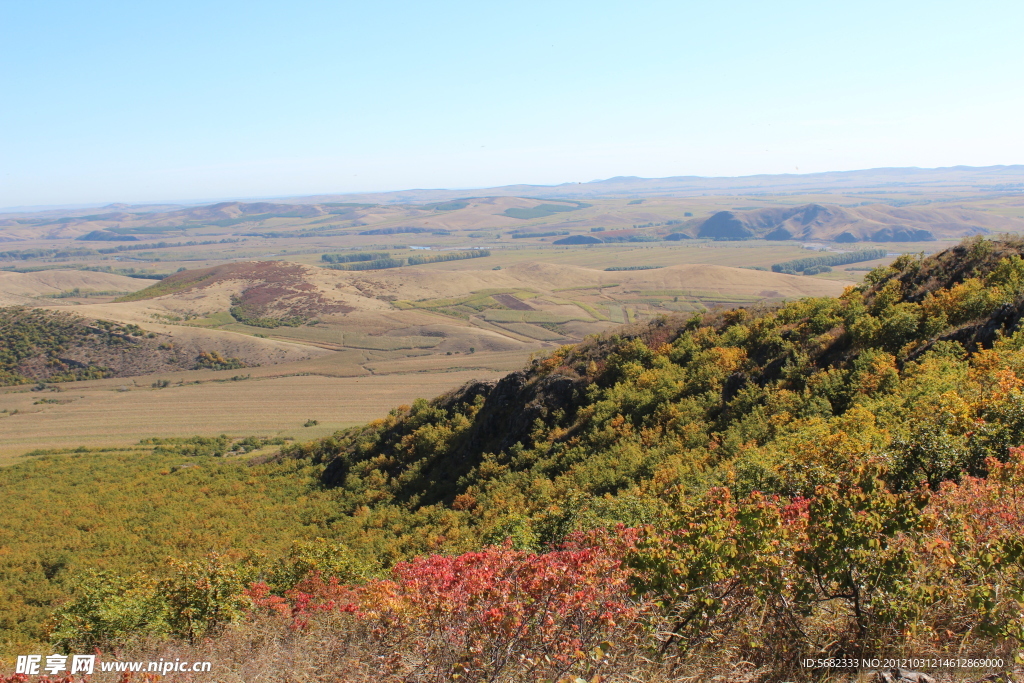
[2,0,1022,207]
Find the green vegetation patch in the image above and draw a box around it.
[0,442,344,647]
[194,351,247,370]
[37,288,131,299]
[503,203,588,220]
[491,322,567,341]
[481,310,591,324]
[228,297,306,329]
[407,250,490,265]
[115,269,214,302]
[97,238,242,255]
[328,257,405,271]
[396,289,537,318]
[571,300,610,321]
[321,252,390,264]
[341,333,443,351]
[0,247,98,261]
[771,248,889,275]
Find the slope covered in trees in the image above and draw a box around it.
[11,237,1024,680]
[300,237,1024,515]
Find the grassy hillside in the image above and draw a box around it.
[687,202,1020,242]
[8,237,1024,679]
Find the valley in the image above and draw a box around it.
[7,176,1024,459]
[4,171,1024,680]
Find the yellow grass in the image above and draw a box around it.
[0,360,519,462]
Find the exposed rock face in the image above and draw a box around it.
[320,369,588,494]
[912,301,1024,358]
[450,371,582,461]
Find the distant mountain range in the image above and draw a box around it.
[288,165,1024,205]
[3,165,1023,217]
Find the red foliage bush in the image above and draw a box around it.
[244,530,643,681]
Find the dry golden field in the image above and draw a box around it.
[0,349,528,462]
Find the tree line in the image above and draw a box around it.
[771,248,889,274]
[323,250,490,270]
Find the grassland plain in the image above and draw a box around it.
[0,352,525,461]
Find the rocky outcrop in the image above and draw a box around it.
[320,369,588,492]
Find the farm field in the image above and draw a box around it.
[0,356,523,461]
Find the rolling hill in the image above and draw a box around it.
[3,166,1023,244]
[107,258,850,331]
[0,197,589,241]
[682,202,1023,242]
[0,304,328,386]
[0,259,851,383]
[0,270,151,306]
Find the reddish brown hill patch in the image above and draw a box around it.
[132,261,354,320]
[492,293,533,310]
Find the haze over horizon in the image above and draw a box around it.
[1,163,1021,214]
[3,0,1022,207]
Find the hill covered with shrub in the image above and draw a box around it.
[10,237,1024,680]
[0,307,226,384]
[295,237,1024,519]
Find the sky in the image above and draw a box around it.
[1,0,1022,207]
